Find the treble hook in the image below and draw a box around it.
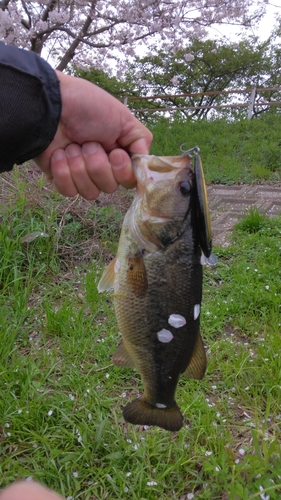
[180,144,200,157]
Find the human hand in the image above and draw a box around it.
[35,72,152,199]
[0,481,64,500]
[46,142,137,200]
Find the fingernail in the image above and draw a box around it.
[82,142,99,156]
[52,149,65,161]
[66,144,81,158]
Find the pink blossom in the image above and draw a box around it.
[184,53,195,62]
[0,0,267,72]
[170,75,179,85]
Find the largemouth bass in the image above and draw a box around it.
[98,151,213,432]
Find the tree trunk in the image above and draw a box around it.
[55,37,81,71]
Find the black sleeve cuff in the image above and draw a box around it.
[0,42,62,172]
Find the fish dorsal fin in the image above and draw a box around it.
[98,257,117,292]
[182,333,207,380]
[112,341,135,368]
[127,249,148,298]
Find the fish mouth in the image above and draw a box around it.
[127,154,194,252]
[131,154,191,185]
[132,154,189,170]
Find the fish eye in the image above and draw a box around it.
[178,181,191,196]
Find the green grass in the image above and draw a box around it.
[0,164,281,499]
[150,111,281,184]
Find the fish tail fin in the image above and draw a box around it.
[123,397,183,432]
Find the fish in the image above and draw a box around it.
[98,150,213,432]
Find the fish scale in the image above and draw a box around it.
[98,152,213,431]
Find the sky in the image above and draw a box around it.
[133,3,281,60]
[208,2,281,42]
[253,2,281,39]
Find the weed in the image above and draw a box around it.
[150,113,281,184]
[234,207,269,233]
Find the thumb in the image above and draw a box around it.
[109,149,137,189]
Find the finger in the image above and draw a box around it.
[127,136,153,155]
[50,149,78,197]
[118,122,153,155]
[82,142,118,194]
[109,149,137,189]
[65,144,100,200]
[0,481,64,500]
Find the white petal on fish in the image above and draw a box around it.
[157,329,173,343]
[114,258,121,273]
[156,403,167,409]
[194,304,200,320]
[168,314,186,328]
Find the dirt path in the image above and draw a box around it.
[207,184,281,247]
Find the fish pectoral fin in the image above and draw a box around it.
[127,249,148,298]
[112,341,136,368]
[98,257,117,292]
[123,397,183,432]
[182,333,207,380]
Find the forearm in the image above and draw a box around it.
[0,42,61,172]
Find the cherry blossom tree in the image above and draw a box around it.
[124,37,272,120]
[0,0,267,72]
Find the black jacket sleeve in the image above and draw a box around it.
[0,42,62,172]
